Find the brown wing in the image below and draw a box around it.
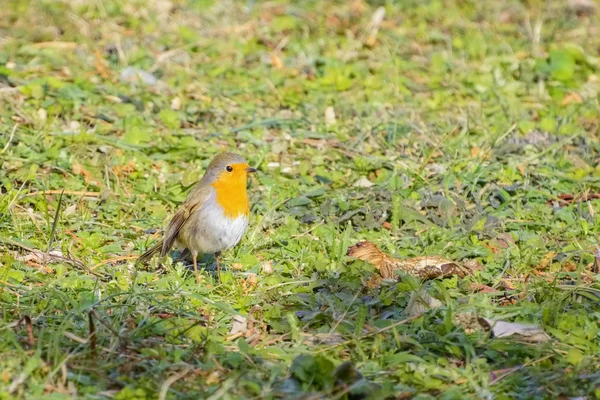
[160,185,211,257]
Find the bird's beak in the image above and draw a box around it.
[246,167,257,173]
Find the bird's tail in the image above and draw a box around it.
[136,239,164,265]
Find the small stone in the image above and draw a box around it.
[262,261,274,274]
[64,204,77,216]
[353,177,374,188]
[120,66,158,86]
[171,97,181,110]
[37,108,47,122]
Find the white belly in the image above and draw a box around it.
[179,199,249,255]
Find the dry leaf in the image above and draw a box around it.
[537,252,556,270]
[228,315,247,336]
[241,274,258,295]
[364,7,386,47]
[261,260,274,274]
[325,106,336,125]
[171,97,181,111]
[205,371,221,385]
[29,41,77,50]
[470,283,499,293]
[482,318,550,342]
[270,53,284,69]
[94,49,110,79]
[353,177,373,188]
[561,91,583,106]
[453,312,485,334]
[347,241,472,280]
[453,313,550,342]
[15,249,64,273]
[226,306,266,343]
[405,289,442,316]
[72,163,102,187]
[462,259,484,273]
[303,333,345,345]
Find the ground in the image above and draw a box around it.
[1,0,600,399]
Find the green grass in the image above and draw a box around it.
[2,0,600,398]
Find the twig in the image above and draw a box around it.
[89,309,122,338]
[20,190,145,199]
[47,189,64,253]
[1,123,18,154]
[17,316,36,346]
[0,238,106,278]
[88,311,97,357]
[490,354,554,384]
[316,313,423,353]
[329,289,361,334]
[158,366,193,400]
[90,255,138,270]
[265,279,317,290]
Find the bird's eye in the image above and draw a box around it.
[226,165,233,172]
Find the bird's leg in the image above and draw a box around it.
[192,251,200,283]
[215,251,222,283]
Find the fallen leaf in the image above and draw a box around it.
[491,233,515,249]
[63,204,77,216]
[270,53,284,70]
[562,260,577,272]
[347,241,473,280]
[16,249,62,264]
[171,97,182,110]
[72,163,103,187]
[28,42,78,50]
[405,289,442,316]
[353,177,373,188]
[229,315,247,336]
[453,312,485,334]
[303,333,345,345]
[120,66,158,86]
[470,283,499,293]
[362,274,382,288]
[94,49,110,79]
[112,160,137,177]
[537,252,556,270]
[364,7,385,47]
[548,192,600,207]
[498,279,517,291]
[261,260,274,274]
[325,106,336,125]
[482,318,550,342]
[561,91,583,106]
[462,259,484,273]
[205,371,221,385]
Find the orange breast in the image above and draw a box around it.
[211,177,249,219]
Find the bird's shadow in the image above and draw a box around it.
[171,249,218,272]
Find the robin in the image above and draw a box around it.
[136,152,256,282]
